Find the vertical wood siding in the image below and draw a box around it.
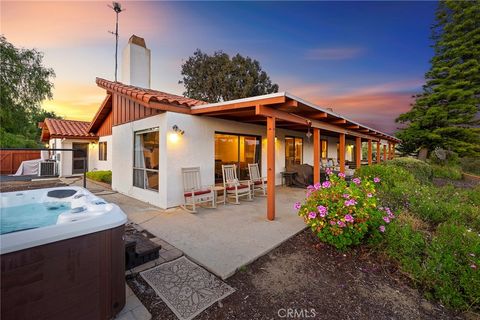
[96,111,113,136]
[111,93,162,127]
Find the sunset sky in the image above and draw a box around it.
[2,1,437,134]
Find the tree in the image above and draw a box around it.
[180,49,279,103]
[0,35,57,147]
[396,0,480,157]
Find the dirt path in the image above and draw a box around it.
[130,230,459,319]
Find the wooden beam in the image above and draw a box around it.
[276,100,298,108]
[150,101,192,115]
[383,144,387,162]
[355,137,361,169]
[310,112,328,119]
[191,96,286,114]
[359,129,370,133]
[255,105,308,126]
[392,143,396,159]
[313,128,321,184]
[368,139,373,165]
[331,119,347,124]
[267,116,276,221]
[347,125,360,129]
[376,141,381,164]
[339,133,345,174]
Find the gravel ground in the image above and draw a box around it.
[128,230,462,320]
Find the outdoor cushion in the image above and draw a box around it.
[184,189,211,197]
[226,184,249,191]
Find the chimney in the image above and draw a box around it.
[122,35,151,88]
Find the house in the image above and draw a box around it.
[40,35,400,220]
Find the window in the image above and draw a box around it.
[99,142,107,161]
[321,139,328,159]
[214,133,261,183]
[133,129,159,191]
[285,136,303,167]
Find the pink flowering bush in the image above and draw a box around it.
[296,169,395,250]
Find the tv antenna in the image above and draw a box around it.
[108,2,125,82]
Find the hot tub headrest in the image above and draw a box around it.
[47,189,78,199]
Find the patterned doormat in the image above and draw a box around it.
[140,256,235,320]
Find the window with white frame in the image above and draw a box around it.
[133,129,159,191]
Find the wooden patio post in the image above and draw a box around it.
[339,133,346,174]
[376,141,381,164]
[267,116,276,221]
[383,144,387,162]
[392,143,396,159]
[313,128,321,184]
[367,139,373,165]
[388,143,392,160]
[355,137,361,169]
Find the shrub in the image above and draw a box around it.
[388,157,433,182]
[355,164,417,210]
[296,170,395,250]
[86,170,112,184]
[423,223,480,309]
[382,218,426,276]
[460,157,480,176]
[431,164,462,180]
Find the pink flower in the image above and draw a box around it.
[326,168,333,175]
[317,205,328,217]
[383,216,390,224]
[374,177,381,183]
[367,193,373,198]
[471,264,477,269]
[314,182,321,190]
[294,202,301,210]
[322,181,331,189]
[379,225,386,233]
[308,211,317,219]
[337,221,346,228]
[344,199,357,207]
[330,220,336,226]
[344,214,354,223]
[352,178,361,185]
[338,172,346,178]
[342,194,350,199]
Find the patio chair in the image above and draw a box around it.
[248,163,267,196]
[222,164,252,204]
[181,167,215,213]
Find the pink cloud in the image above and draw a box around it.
[285,80,420,134]
[305,47,365,60]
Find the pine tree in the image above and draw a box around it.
[396,0,480,157]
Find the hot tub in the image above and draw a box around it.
[0,186,127,320]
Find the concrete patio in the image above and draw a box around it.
[87,181,306,279]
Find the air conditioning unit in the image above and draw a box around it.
[39,161,57,177]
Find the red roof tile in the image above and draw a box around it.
[43,118,98,140]
[96,78,206,107]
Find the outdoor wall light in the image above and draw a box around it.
[45,143,49,148]
[172,125,185,135]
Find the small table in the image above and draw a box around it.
[281,171,297,187]
[212,186,226,205]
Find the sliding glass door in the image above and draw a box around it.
[133,129,159,191]
[214,133,261,183]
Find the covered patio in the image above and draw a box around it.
[191,92,400,221]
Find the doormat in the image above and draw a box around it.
[140,256,235,320]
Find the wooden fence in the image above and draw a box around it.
[0,150,40,174]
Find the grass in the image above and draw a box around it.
[356,159,480,311]
[86,170,112,184]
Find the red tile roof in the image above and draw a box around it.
[96,78,206,107]
[41,118,98,141]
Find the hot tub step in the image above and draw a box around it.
[125,233,162,270]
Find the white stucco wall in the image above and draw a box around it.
[88,135,113,172]
[111,114,168,208]
[49,138,97,177]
